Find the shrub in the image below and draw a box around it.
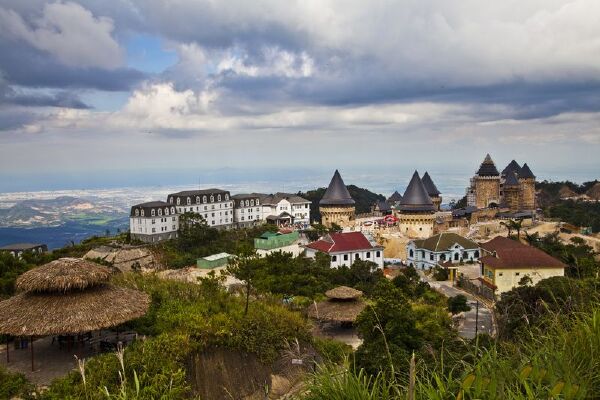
[447,295,471,314]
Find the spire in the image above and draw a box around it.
[518,163,535,179]
[504,171,519,187]
[476,154,500,176]
[387,191,403,202]
[320,170,355,206]
[421,172,441,196]
[399,171,435,212]
[502,160,522,176]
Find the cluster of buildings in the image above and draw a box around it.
[130,189,311,243]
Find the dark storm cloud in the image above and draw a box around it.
[0,81,90,109]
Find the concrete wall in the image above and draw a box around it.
[304,247,384,268]
[130,215,179,237]
[406,242,481,270]
[483,266,565,294]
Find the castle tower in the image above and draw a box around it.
[502,171,521,212]
[473,154,501,209]
[422,172,442,211]
[319,170,356,228]
[518,163,536,211]
[398,171,436,238]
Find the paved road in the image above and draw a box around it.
[419,272,494,339]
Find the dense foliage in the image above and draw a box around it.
[298,185,385,222]
[546,200,600,233]
[0,366,33,399]
[447,295,471,314]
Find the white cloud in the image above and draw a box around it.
[0,2,123,69]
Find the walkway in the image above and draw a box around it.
[419,271,495,339]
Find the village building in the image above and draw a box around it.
[370,200,392,217]
[259,193,311,227]
[466,155,537,212]
[406,232,481,270]
[304,231,384,268]
[254,230,303,256]
[231,194,263,228]
[387,191,403,208]
[0,243,47,258]
[479,236,566,296]
[167,189,234,229]
[130,201,178,243]
[196,252,233,269]
[395,171,436,238]
[422,172,442,211]
[319,170,356,228]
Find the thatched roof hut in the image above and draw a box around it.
[0,258,150,336]
[308,286,366,323]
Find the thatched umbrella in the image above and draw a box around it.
[308,286,366,324]
[0,258,150,370]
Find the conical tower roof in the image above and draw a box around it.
[502,160,522,176]
[476,154,500,176]
[387,191,403,202]
[504,171,519,187]
[422,172,441,196]
[320,170,355,206]
[518,163,535,179]
[399,171,435,212]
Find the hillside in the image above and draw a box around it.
[298,185,386,222]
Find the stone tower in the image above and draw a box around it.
[319,170,356,228]
[422,172,442,211]
[502,171,521,212]
[518,163,536,211]
[473,154,501,208]
[397,171,436,238]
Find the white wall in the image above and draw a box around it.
[406,242,481,270]
[305,247,384,268]
[175,200,234,228]
[130,215,179,236]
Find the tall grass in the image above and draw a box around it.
[300,308,600,399]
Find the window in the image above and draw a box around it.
[474,250,480,258]
[225,194,229,200]
[187,197,191,205]
[141,210,145,217]
[409,249,414,257]
[454,253,459,261]
[177,198,181,205]
[440,254,446,261]
[169,197,173,204]
[165,208,169,216]
[250,200,254,206]
[515,272,520,276]
[343,254,348,261]
[158,209,162,216]
[151,209,156,217]
[355,254,360,260]
[366,252,371,259]
[171,207,175,214]
[210,195,214,202]
[430,253,434,261]
[218,194,221,201]
[135,209,139,216]
[499,272,503,277]
[246,200,250,207]
[376,251,381,257]
[256,199,259,205]
[202,196,207,203]
[332,255,337,262]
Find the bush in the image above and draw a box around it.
[432,266,449,281]
[447,295,471,314]
[0,366,33,399]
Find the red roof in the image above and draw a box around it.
[480,236,566,269]
[305,232,381,253]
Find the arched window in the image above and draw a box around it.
[176,198,181,205]
[225,194,229,200]
[169,197,173,204]
[187,197,191,205]
[158,209,162,216]
[196,196,200,204]
[454,253,459,261]
[141,210,145,217]
[203,196,207,203]
[151,209,156,217]
[135,209,139,216]
[474,250,480,258]
[250,200,254,206]
[165,208,169,216]
[218,194,221,201]
[246,200,250,207]
[171,207,175,214]
[256,199,259,205]
[210,195,214,202]
[409,249,414,257]
[440,254,446,261]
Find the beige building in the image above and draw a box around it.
[320,170,356,228]
[479,236,566,296]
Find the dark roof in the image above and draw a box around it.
[320,170,355,206]
[412,232,479,252]
[518,163,535,179]
[476,154,500,176]
[452,205,478,217]
[387,191,403,202]
[260,192,310,205]
[0,243,46,251]
[421,172,441,196]
[374,200,391,212]
[480,236,565,269]
[231,193,261,200]
[130,201,176,217]
[504,171,520,187]
[167,189,231,205]
[305,232,381,253]
[399,171,435,212]
[502,160,522,176]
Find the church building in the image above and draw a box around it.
[319,170,356,228]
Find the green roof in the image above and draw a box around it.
[412,232,479,252]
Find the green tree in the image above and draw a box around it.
[227,246,260,315]
[177,212,218,251]
[447,295,471,314]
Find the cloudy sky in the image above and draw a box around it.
[0,1,599,192]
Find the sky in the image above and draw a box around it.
[0,1,599,192]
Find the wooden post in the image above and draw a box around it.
[30,336,34,372]
[6,338,9,363]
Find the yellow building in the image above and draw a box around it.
[320,170,356,228]
[479,236,566,296]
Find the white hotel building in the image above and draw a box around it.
[130,201,179,243]
[167,189,234,229]
[259,193,311,227]
[231,194,263,228]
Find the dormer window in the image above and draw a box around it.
[171,207,175,214]
[169,197,173,204]
[196,196,200,204]
[177,198,181,205]
[135,209,139,216]
[158,209,162,216]
[246,200,250,207]
[250,200,254,206]
[187,197,191,205]
[151,209,156,217]
[203,196,207,203]
[165,208,169,216]
[256,199,259,205]
[210,195,214,203]
[225,194,229,200]
[141,210,145,217]
[218,194,222,201]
